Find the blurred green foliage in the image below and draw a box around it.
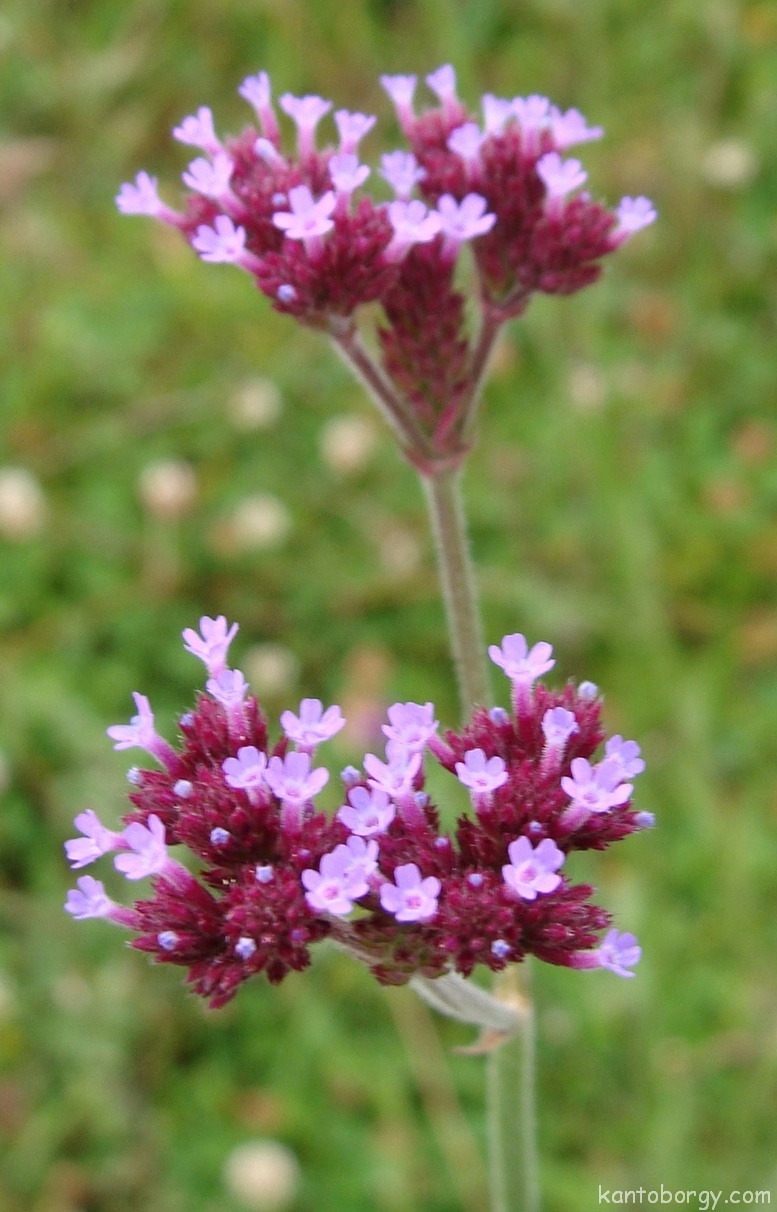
[1,0,776,1208]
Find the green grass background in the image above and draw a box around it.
[1,0,776,1208]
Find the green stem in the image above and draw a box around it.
[486,970,540,1212]
[421,467,490,717]
[421,467,541,1212]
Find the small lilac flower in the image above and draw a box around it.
[447,122,485,166]
[502,836,565,900]
[436,193,496,259]
[277,284,297,303]
[491,939,511,959]
[107,693,175,767]
[379,74,417,130]
[364,744,422,798]
[541,707,579,749]
[550,106,604,149]
[114,815,169,880]
[379,151,426,199]
[206,669,249,712]
[210,827,230,846]
[489,633,555,685]
[264,751,329,806]
[512,94,553,153]
[612,196,657,240]
[115,172,181,226]
[482,94,513,135]
[578,680,599,701]
[278,93,332,158]
[426,64,457,108]
[337,786,395,836]
[272,184,337,256]
[334,110,376,154]
[635,811,656,829]
[158,931,178,951]
[182,616,239,676]
[455,748,508,796]
[222,746,268,791]
[192,216,262,271]
[301,844,366,916]
[253,137,285,167]
[381,701,438,751]
[536,152,588,200]
[191,216,244,264]
[255,864,274,883]
[238,72,280,142]
[182,152,235,201]
[235,936,257,960]
[172,107,221,156]
[64,810,125,869]
[65,876,115,920]
[383,199,442,262]
[173,780,192,799]
[604,735,645,779]
[561,757,632,816]
[380,863,440,923]
[328,153,371,197]
[280,698,346,749]
[489,707,510,725]
[339,835,379,894]
[597,929,642,977]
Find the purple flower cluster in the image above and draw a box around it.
[65,618,648,1007]
[117,66,655,468]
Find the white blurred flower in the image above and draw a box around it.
[223,1139,301,1210]
[0,467,45,539]
[319,415,378,473]
[701,139,758,189]
[243,644,299,697]
[229,494,291,551]
[229,378,283,431]
[137,459,197,520]
[568,363,606,412]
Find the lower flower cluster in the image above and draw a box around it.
[65,618,649,1007]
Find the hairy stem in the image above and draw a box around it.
[421,467,490,717]
[486,969,541,1212]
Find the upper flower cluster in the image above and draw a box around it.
[65,617,650,1007]
[116,66,655,467]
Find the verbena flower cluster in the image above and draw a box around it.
[65,618,650,1008]
[117,65,655,468]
